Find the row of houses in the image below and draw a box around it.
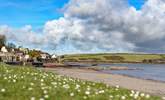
[0,46,58,63]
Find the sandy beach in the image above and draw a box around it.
[43,67,165,96]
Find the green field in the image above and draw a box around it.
[62,53,165,63]
[0,63,161,100]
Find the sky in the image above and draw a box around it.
[0,0,69,28]
[0,0,143,28]
[1,0,165,54]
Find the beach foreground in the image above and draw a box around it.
[43,67,165,96]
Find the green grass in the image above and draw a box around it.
[63,53,164,62]
[0,63,161,100]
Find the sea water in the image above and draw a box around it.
[99,63,165,82]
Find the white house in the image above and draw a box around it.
[51,54,58,59]
[24,55,30,60]
[1,46,8,53]
[40,53,50,59]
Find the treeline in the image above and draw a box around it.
[0,34,6,48]
[0,34,17,51]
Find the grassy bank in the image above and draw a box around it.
[0,63,161,100]
[62,53,165,63]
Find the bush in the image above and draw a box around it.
[79,57,101,61]
[104,56,125,61]
[64,58,78,62]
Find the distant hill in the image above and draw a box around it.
[62,53,165,63]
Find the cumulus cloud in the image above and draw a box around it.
[0,25,45,49]
[1,0,165,53]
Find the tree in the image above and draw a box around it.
[0,34,6,48]
[28,50,41,58]
[7,42,16,49]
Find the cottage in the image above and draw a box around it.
[1,46,8,53]
[0,52,15,62]
[51,54,57,59]
[40,53,50,59]
[0,46,15,62]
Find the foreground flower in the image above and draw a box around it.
[39,98,44,100]
[44,95,49,98]
[85,91,90,95]
[70,93,74,97]
[1,88,5,92]
[140,93,145,97]
[30,97,35,100]
[121,96,126,100]
[146,94,150,99]
[162,97,165,100]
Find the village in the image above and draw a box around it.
[0,34,60,67]
[0,45,61,67]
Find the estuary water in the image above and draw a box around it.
[66,62,165,82]
[99,63,165,82]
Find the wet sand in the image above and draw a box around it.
[43,67,165,96]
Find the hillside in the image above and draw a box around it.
[62,53,165,63]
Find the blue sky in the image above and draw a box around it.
[128,0,146,10]
[0,0,69,28]
[0,0,145,28]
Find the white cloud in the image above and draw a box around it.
[0,25,45,49]
[1,0,165,53]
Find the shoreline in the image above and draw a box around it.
[75,66,165,84]
[103,72,165,83]
[64,61,165,65]
[67,66,165,83]
[42,67,165,96]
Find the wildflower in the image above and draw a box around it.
[87,88,91,91]
[30,83,34,86]
[136,91,140,95]
[63,84,70,89]
[39,98,44,100]
[28,88,33,91]
[109,95,113,98]
[75,84,80,89]
[116,85,119,88]
[43,90,48,94]
[4,77,7,80]
[85,91,90,95]
[44,95,49,98]
[99,90,105,94]
[145,94,150,99]
[70,93,74,97]
[115,88,119,91]
[83,96,87,99]
[13,79,16,83]
[131,90,135,94]
[31,97,35,100]
[41,79,44,82]
[1,88,5,92]
[134,94,139,99]
[41,83,45,86]
[77,89,81,92]
[130,93,133,97]
[121,96,126,100]
[140,93,145,97]
[162,97,165,100]
[51,82,57,85]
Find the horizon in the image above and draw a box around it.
[1,0,165,54]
